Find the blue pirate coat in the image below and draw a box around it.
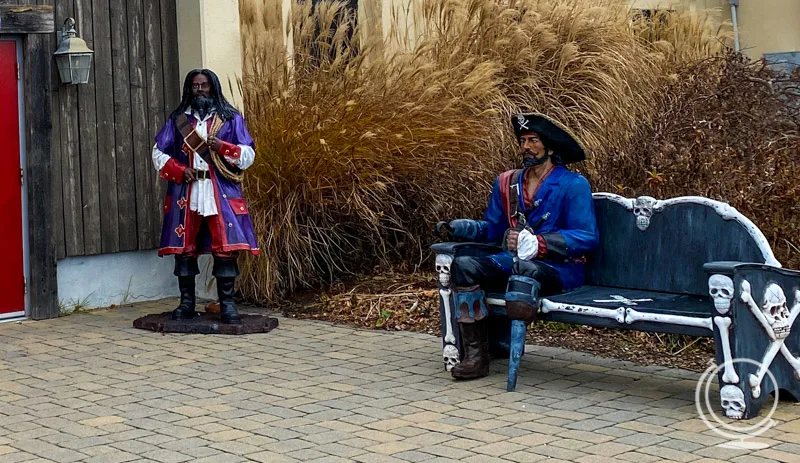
[479,165,599,291]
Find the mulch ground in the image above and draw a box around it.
[274,271,715,372]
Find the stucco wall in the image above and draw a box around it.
[177,0,244,110]
[735,0,800,59]
[57,251,217,312]
[629,0,800,59]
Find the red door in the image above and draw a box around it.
[0,40,26,318]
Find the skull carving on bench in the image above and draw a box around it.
[709,274,734,314]
[443,344,460,371]
[436,254,453,288]
[633,196,657,231]
[721,385,746,419]
[762,284,792,339]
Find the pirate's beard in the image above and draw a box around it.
[191,95,214,119]
[522,150,548,168]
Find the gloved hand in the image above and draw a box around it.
[435,221,454,236]
[435,219,487,242]
[517,228,539,260]
[447,219,477,241]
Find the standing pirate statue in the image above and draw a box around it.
[152,69,259,325]
[436,113,599,379]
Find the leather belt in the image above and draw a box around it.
[195,170,210,180]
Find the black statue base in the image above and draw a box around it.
[133,312,279,335]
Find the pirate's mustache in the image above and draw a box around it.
[191,95,213,117]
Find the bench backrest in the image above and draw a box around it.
[585,194,780,297]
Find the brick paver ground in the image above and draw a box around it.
[1,299,799,463]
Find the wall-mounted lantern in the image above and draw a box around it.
[53,17,94,85]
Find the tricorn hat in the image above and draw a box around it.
[511,113,587,164]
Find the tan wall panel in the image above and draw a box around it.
[177,0,244,110]
[629,0,799,58]
[737,0,800,58]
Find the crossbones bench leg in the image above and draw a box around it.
[712,266,800,420]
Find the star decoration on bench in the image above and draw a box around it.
[592,295,654,306]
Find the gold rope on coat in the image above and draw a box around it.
[208,115,246,183]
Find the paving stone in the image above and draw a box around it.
[108,440,161,455]
[313,442,369,458]
[730,456,782,463]
[577,456,624,463]
[563,418,615,432]
[470,441,527,456]
[284,449,329,461]
[0,451,39,463]
[513,422,567,435]
[365,440,420,455]
[2,301,800,463]
[9,439,87,462]
[191,454,248,463]
[137,450,192,463]
[403,432,452,447]
[751,449,800,463]
[616,451,665,463]
[659,438,704,453]
[614,432,671,447]
[550,437,596,451]
[416,445,476,460]
[502,451,550,463]
[392,450,436,462]
[462,455,519,463]
[352,453,410,463]
[618,421,674,435]
[529,444,591,461]
[583,441,638,457]
[81,451,139,463]
[354,429,404,443]
[452,428,507,444]
[637,445,704,462]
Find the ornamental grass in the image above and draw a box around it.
[236,0,739,303]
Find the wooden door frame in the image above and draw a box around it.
[1,5,58,320]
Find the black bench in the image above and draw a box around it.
[433,193,800,420]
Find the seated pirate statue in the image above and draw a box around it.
[438,113,599,379]
[152,69,259,325]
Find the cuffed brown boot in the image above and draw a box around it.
[505,275,541,323]
[451,320,489,380]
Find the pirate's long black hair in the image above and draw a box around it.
[170,69,240,121]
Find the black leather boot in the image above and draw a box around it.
[172,276,198,320]
[213,256,241,324]
[172,255,200,320]
[451,320,489,380]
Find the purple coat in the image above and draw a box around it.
[154,113,259,256]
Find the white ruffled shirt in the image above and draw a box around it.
[152,109,255,216]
